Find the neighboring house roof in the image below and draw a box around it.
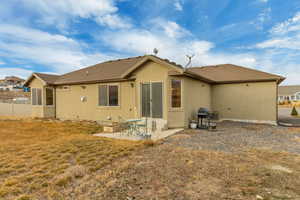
[187,64,285,84]
[5,76,25,82]
[278,85,300,96]
[24,56,285,87]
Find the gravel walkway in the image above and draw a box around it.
[165,121,300,154]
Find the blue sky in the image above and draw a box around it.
[0,0,299,85]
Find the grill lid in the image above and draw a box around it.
[198,107,209,114]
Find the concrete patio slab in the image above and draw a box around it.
[278,107,300,126]
[94,128,183,141]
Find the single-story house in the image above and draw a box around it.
[278,85,300,102]
[24,55,285,128]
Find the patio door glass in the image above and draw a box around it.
[141,82,163,118]
[141,83,151,117]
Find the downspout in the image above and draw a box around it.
[54,86,57,119]
[276,80,279,125]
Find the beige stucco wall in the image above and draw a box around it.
[183,77,211,127]
[167,76,184,128]
[28,77,56,118]
[212,81,277,123]
[30,78,44,118]
[167,77,211,128]
[132,61,170,122]
[56,61,188,127]
[56,81,136,121]
[27,66,278,127]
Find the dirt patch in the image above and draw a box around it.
[86,145,300,200]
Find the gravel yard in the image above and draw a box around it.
[165,121,300,154]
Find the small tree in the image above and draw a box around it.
[291,106,298,116]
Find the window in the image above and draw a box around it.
[296,92,300,100]
[279,96,284,100]
[291,95,296,101]
[171,79,181,108]
[46,88,54,105]
[32,88,42,105]
[98,85,119,106]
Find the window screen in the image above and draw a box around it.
[32,88,37,105]
[46,88,54,105]
[109,85,118,106]
[32,88,42,105]
[99,85,119,106]
[171,79,181,108]
[99,85,108,106]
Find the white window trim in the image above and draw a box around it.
[170,79,183,110]
[98,83,120,107]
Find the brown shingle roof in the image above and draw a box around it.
[54,56,145,85]
[278,85,300,96]
[25,56,285,86]
[34,73,60,85]
[187,64,285,84]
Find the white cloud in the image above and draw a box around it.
[253,10,300,85]
[96,14,132,29]
[7,0,130,30]
[259,0,268,3]
[174,0,183,11]
[256,12,300,50]
[0,61,5,65]
[270,12,300,35]
[100,25,257,68]
[256,36,300,49]
[0,68,33,79]
[150,19,191,38]
[0,24,115,74]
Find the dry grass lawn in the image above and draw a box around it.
[0,118,299,200]
[0,118,143,200]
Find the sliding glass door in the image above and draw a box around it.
[141,82,163,118]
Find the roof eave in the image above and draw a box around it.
[23,73,47,87]
[54,78,136,86]
[213,78,284,85]
[169,70,215,83]
[121,55,184,78]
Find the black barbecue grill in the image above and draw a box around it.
[197,108,209,129]
[197,108,218,130]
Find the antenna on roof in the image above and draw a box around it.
[185,54,194,68]
[153,48,159,56]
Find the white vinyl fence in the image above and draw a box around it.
[0,102,31,117]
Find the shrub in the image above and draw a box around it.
[291,106,298,116]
